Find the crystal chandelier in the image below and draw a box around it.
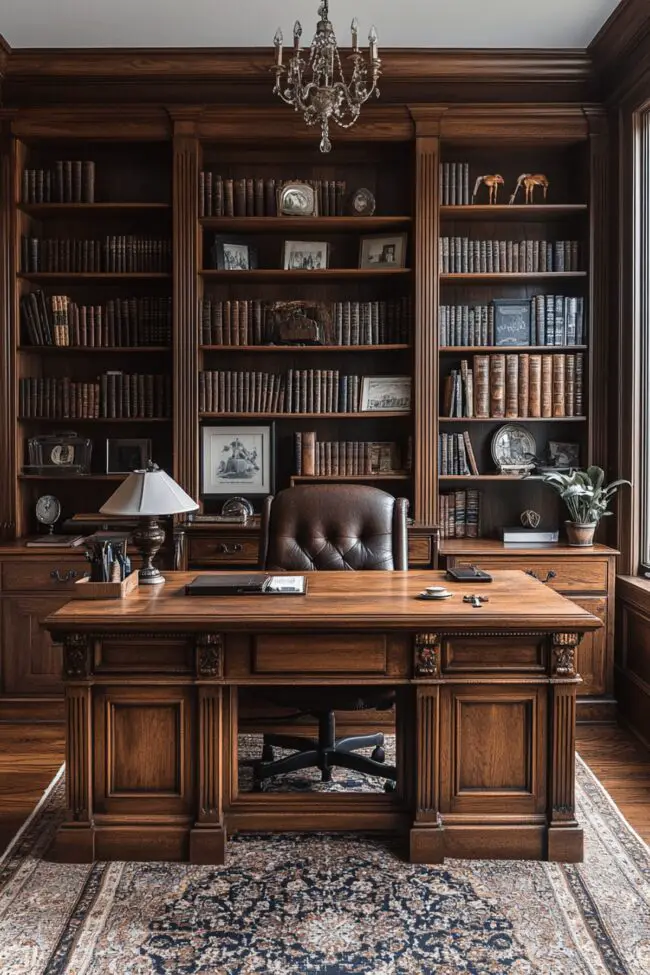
[272,1,381,153]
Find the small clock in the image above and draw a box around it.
[35,494,62,534]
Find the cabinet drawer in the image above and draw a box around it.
[253,633,387,675]
[408,536,432,567]
[2,561,85,592]
[188,536,259,565]
[451,556,608,593]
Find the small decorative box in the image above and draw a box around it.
[73,571,139,599]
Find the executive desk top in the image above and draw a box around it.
[47,569,602,633]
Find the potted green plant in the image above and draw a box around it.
[541,466,631,546]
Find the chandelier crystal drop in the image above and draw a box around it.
[272,1,381,152]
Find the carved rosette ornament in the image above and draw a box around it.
[63,633,90,678]
[552,633,581,677]
[196,633,224,679]
[414,633,441,678]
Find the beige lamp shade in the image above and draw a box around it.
[100,466,199,516]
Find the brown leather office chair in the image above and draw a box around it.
[254,484,408,789]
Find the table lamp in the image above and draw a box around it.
[99,462,198,585]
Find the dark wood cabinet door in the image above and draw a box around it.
[566,595,608,697]
[1,595,69,695]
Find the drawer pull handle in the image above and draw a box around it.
[50,568,78,583]
[216,543,242,555]
[525,569,557,584]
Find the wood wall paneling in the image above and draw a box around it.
[0,119,17,539]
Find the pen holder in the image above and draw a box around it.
[73,571,139,599]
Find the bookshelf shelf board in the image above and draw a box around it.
[200,216,412,232]
[19,473,126,481]
[291,474,410,483]
[438,474,543,481]
[18,273,172,281]
[440,205,588,221]
[439,416,587,423]
[18,417,172,423]
[19,203,171,214]
[18,346,171,354]
[440,345,588,353]
[199,411,411,420]
[200,268,412,281]
[440,272,587,282]
[200,344,411,353]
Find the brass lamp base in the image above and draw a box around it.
[133,516,166,585]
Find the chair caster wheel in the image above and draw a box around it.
[261,743,274,762]
[384,780,397,793]
[371,746,385,763]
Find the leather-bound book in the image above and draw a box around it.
[552,354,566,417]
[565,353,576,417]
[224,178,234,217]
[541,355,553,417]
[473,355,490,418]
[82,160,95,203]
[233,178,246,216]
[518,353,530,418]
[264,178,276,216]
[489,354,506,418]
[223,300,232,345]
[463,430,479,475]
[245,178,254,216]
[505,355,519,418]
[575,353,584,416]
[254,178,264,217]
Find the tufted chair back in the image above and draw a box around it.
[259,485,408,572]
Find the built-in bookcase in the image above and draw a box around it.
[13,138,174,536]
[437,138,592,541]
[196,140,415,514]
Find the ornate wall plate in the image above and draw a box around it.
[276,181,318,217]
[491,423,536,474]
[349,187,376,216]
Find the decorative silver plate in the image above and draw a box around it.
[491,423,536,474]
[349,187,376,216]
[276,181,318,217]
[222,496,254,519]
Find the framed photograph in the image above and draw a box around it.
[368,441,402,473]
[492,298,532,346]
[360,376,412,413]
[547,441,580,469]
[201,423,275,502]
[276,181,318,217]
[106,438,152,474]
[359,233,407,269]
[211,236,258,271]
[26,432,92,475]
[283,240,329,271]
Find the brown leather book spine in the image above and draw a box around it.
[224,179,234,217]
[505,355,519,418]
[254,178,264,217]
[518,354,530,418]
[489,354,506,418]
[528,354,541,417]
[541,356,553,417]
[575,353,584,415]
[264,178,276,216]
[463,430,479,475]
[245,177,254,216]
[552,354,566,417]
[240,300,248,345]
[234,178,246,217]
[565,354,576,417]
[223,300,232,345]
[473,355,490,417]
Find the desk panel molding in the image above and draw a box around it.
[414,633,441,677]
[196,633,224,679]
[63,633,90,679]
[551,632,581,677]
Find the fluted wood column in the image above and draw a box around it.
[409,108,443,526]
[171,113,201,500]
[585,108,609,473]
[0,116,17,539]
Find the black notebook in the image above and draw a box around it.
[185,574,307,596]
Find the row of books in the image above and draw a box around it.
[439,490,481,539]
[443,353,585,419]
[19,374,172,419]
[439,296,586,347]
[199,174,347,217]
[199,298,411,347]
[294,433,404,477]
[439,432,480,476]
[21,293,172,347]
[20,237,172,274]
[21,161,96,204]
[199,370,366,415]
[439,237,581,274]
[440,162,470,206]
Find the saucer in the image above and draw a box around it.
[416,590,453,600]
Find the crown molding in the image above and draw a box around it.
[589,0,650,101]
[3,46,595,106]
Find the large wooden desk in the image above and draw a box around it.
[45,570,601,865]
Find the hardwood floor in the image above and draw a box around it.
[0,721,649,855]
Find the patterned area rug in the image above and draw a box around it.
[1,751,650,974]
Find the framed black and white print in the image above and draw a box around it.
[211,236,258,271]
[201,423,275,502]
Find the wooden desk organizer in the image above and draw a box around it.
[73,571,139,599]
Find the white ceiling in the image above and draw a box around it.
[0,0,621,49]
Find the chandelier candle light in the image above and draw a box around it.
[273,1,381,152]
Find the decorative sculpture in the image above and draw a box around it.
[471,174,504,205]
[521,509,542,529]
[509,173,549,205]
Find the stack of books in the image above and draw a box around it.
[439,490,481,538]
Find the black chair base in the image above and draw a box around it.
[251,711,397,788]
